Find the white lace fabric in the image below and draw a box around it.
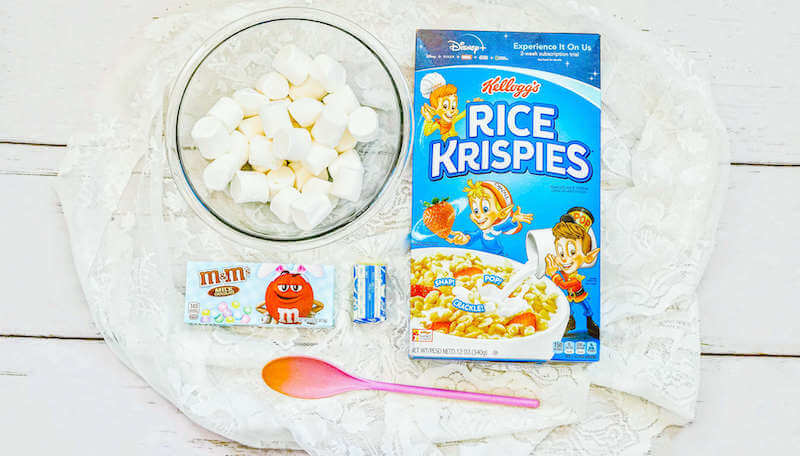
[56,1,729,454]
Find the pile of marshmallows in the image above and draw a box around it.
[191,45,379,231]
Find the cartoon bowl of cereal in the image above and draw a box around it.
[410,248,572,361]
[165,7,411,249]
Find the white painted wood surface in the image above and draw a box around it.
[0,337,300,455]
[0,0,797,454]
[590,0,800,164]
[653,356,800,455]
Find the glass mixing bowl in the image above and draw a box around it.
[165,7,411,249]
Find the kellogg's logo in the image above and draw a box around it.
[447,33,486,54]
[481,76,541,98]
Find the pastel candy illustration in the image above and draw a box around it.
[243,306,252,314]
[234,310,243,320]
[232,301,241,309]
[218,302,229,312]
[214,313,224,324]
[241,314,251,324]
[201,315,211,323]
[201,309,210,316]
[225,316,235,323]
[223,309,233,317]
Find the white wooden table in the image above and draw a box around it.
[2,1,799,453]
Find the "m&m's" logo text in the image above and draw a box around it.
[199,266,250,287]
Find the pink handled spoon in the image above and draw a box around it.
[262,356,540,408]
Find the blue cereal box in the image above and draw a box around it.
[184,262,335,327]
[409,30,601,362]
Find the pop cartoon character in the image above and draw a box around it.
[256,265,324,324]
[419,72,481,141]
[544,207,600,338]
[447,180,533,255]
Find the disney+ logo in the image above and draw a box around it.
[447,33,487,54]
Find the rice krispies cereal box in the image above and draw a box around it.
[409,30,601,362]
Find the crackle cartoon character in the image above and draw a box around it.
[256,265,323,324]
[544,207,600,338]
[419,72,481,141]
[446,180,533,255]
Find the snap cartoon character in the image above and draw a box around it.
[419,72,482,141]
[256,265,324,324]
[544,207,601,338]
[448,180,533,255]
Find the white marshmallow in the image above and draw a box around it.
[311,105,348,147]
[347,106,379,142]
[230,171,270,203]
[270,187,300,224]
[288,77,326,101]
[309,54,346,92]
[265,165,295,199]
[322,85,360,115]
[328,149,363,179]
[288,98,324,127]
[330,166,363,202]
[335,129,357,152]
[228,130,250,163]
[208,97,244,132]
[256,72,290,100]
[232,88,267,117]
[248,136,282,171]
[259,101,293,138]
[270,98,291,108]
[203,153,244,191]
[237,116,264,138]
[289,161,313,189]
[290,192,333,231]
[301,142,337,175]
[303,176,338,206]
[272,45,313,85]
[273,127,312,161]
[191,116,230,160]
[302,176,332,195]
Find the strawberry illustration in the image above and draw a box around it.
[422,197,455,239]
[411,284,436,298]
[430,321,452,333]
[509,312,537,329]
[453,266,483,278]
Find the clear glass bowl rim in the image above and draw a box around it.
[164,6,412,251]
